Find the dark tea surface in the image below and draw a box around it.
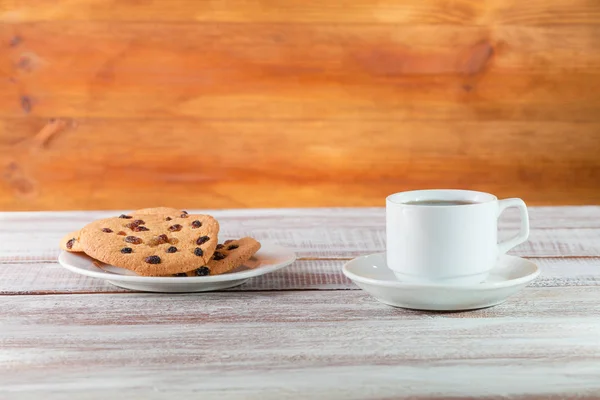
[404,200,478,206]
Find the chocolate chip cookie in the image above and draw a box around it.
[60,231,83,252]
[185,237,261,276]
[78,213,220,276]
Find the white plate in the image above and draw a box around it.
[58,241,296,293]
[342,253,540,311]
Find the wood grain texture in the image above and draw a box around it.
[2,24,600,120]
[1,1,600,209]
[0,119,599,209]
[1,289,600,399]
[2,207,600,262]
[1,207,600,398]
[2,0,599,25]
[6,226,600,259]
[1,207,600,295]
[1,257,599,295]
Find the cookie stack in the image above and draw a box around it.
[59,207,261,277]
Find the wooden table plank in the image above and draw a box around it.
[3,119,600,210]
[1,289,599,399]
[3,206,600,230]
[3,24,600,119]
[2,119,600,209]
[3,24,600,104]
[4,0,599,25]
[5,226,600,260]
[1,257,598,295]
[2,207,600,262]
[0,260,354,294]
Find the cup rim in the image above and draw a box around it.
[386,189,497,207]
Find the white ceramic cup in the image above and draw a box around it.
[386,189,529,285]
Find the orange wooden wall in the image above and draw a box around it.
[1,0,599,210]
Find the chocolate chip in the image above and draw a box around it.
[196,235,210,245]
[145,255,161,264]
[227,244,239,250]
[191,220,202,229]
[181,210,188,214]
[125,222,139,229]
[194,247,204,257]
[147,234,170,247]
[195,266,210,276]
[117,231,126,236]
[168,224,182,232]
[165,216,172,221]
[157,234,169,243]
[121,247,133,254]
[101,228,113,233]
[212,251,225,260]
[119,214,132,219]
[180,213,189,218]
[174,272,187,277]
[224,239,235,244]
[66,238,75,249]
[125,236,143,244]
[216,244,224,250]
[166,246,178,253]
[132,226,149,232]
[133,219,145,225]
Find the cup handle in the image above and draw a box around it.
[497,198,530,255]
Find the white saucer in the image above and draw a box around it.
[342,253,540,311]
[58,241,296,293]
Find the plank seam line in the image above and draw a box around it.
[5,20,600,27]
[3,117,600,124]
[0,288,360,296]
[2,255,600,265]
[4,284,600,297]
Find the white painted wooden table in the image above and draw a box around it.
[1,207,600,399]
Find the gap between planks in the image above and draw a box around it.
[7,284,600,297]
[301,255,600,260]
[3,255,600,265]
[0,288,354,296]
[1,289,340,297]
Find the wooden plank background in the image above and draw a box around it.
[1,0,599,210]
